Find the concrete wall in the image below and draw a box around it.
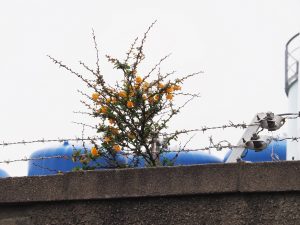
[0,162,300,224]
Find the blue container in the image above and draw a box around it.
[0,169,9,178]
[223,140,286,162]
[164,151,222,165]
[28,141,82,176]
[28,141,128,176]
[127,150,222,167]
[28,140,222,176]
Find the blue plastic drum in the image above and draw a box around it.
[28,141,128,176]
[126,150,222,167]
[0,168,9,178]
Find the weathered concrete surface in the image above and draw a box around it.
[1,161,300,203]
[0,161,299,224]
[0,192,299,225]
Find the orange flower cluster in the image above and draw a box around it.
[113,145,121,152]
[92,93,100,101]
[135,76,143,84]
[118,91,127,98]
[88,71,183,159]
[127,101,134,108]
[91,146,100,157]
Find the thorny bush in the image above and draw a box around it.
[49,21,201,169]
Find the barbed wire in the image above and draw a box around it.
[166,112,300,135]
[0,112,299,167]
[163,122,257,136]
[0,135,299,166]
[0,155,69,165]
[32,162,63,174]
[273,136,300,142]
[0,137,97,147]
[0,112,299,147]
[0,123,258,147]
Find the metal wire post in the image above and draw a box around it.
[225,113,266,163]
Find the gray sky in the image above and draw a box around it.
[0,0,299,176]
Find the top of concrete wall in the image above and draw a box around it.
[1,161,300,203]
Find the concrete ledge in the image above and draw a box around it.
[0,161,300,203]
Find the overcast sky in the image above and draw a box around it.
[0,0,300,176]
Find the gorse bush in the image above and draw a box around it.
[49,21,201,169]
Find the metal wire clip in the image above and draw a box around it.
[258,112,285,131]
[243,133,272,152]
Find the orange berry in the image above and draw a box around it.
[142,94,147,100]
[158,82,164,89]
[166,87,174,94]
[113,145,121,152]
[92,93,100,101]
[135,76,143,84]
[91,146,99,156]
[119,91,127,98]
[166,94,173,100]
[100,106,108,114]
[127,101,134,108]
[173,85,182,91]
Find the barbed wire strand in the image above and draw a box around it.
[0,122,268,147]
[0,135,300,165]
[0,112,299,166]
[0,155,69,165]
[0,137,97,147]
[1,112,300,147]
[32,162,63,174]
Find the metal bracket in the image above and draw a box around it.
[243,133,272,152]
[225,113,265,163]
[258,112,285,131]
[150,136,161,166]
[225,111,287,163]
